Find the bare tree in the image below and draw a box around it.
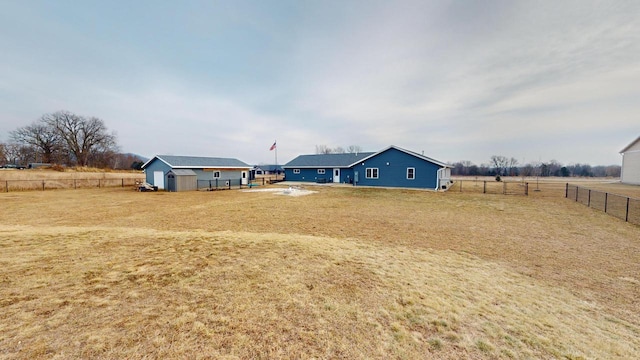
[333,146,345,154]
[315,145,333,154]
[10,118,62,163]
[507,157,519,176]
[490,155,509,176]
[2,142,30,165]
[346,145,362,153]
[0,143,6,164]
[44,111,118,167]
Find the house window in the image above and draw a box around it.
[317,169,325,174]
[293,169,300,174]
[407,167,415,180]
[213,171,221,178]
[366,168,379,179]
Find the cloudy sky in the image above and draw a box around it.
[1,0,638,166]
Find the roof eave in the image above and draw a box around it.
[620,136,640,153]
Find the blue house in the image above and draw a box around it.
[283,145,452,190]
[141,155,252,191]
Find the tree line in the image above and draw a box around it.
[1,110,141,169]
[451,155,621,178]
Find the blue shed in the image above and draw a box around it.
[283,145,452,190]
[141,155,252,190]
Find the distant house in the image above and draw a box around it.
[283,145,452,190]
[620,136,640,185]
[141,155,252,191]
[253,164,283,176]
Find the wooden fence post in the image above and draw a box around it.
[122,178,124,187]
[525,182,528,196]
[42,180,45,191]
[588,189,591,207]
[575,186,579,202]
[565,183,568,198]
[626,197,630,222]
[483,181,486,194]
[604,193,608,213]
[5,180,8,193]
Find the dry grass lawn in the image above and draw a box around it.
[1,184,639,359]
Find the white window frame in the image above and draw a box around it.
[365,168,379,179]
[213,171,221,178]
[293,169,300,174]
[407,167,415,180]
[317,169,325,174]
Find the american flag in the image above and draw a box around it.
[269,141,276,151]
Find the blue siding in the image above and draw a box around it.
[284,168,357,184]
[144,159,172,185]
[144,158,247,188]
[353,148,439,189]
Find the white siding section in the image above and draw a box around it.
[621,151,640,185]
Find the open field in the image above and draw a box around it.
[0,169,145,192]
[1,185,639,359]
[451,176,640,199]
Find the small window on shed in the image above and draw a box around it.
[293,169,300,174]
[366,168,379,179]
[213,171,221,178]
[407,167,415,180]
[317,169,325,174]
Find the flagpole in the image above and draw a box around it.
[274,140,278,179]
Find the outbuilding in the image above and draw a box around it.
[141,155,252,191]
[166,169,197,192]
[620,136,640,185]
[283,145,452,190]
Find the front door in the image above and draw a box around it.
[333,168,340,183]
[241,171,248,185]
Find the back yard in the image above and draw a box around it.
[1,185,639,359]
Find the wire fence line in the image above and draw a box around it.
[566,184,640,225]
[449,179,567,197]
[2,178,145,192]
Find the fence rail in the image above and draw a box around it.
[451,180,571,197]
[566,184,640,225]
[2,178,144,192]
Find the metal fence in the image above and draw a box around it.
[2,178,145,192]
[197,176,284,191]
[197,178,244,191]
[566,184,640,225]
[449,180,567,197]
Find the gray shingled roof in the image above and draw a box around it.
[143,155,251,169]
[283,152,375,168]
[168,169,197,176]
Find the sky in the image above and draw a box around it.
[1,0,638,166]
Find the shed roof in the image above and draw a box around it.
[283,152,375,168]
[142,155,251,169]
[168,169,197,176]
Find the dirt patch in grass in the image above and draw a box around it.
[1,185,639,358]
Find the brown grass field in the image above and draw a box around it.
[1,177,639,359]
[0,168,144,191]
